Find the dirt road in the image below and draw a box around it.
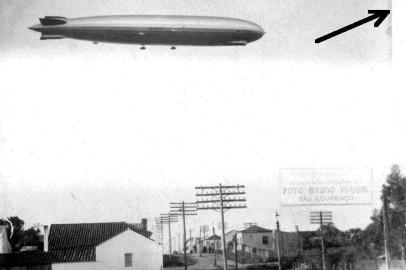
[164,253,237,270]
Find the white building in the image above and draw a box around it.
[225,230,238,249]
[203,234,222,252]
[186,237,201,253]
[0,221,162,270]
[0,226,11,254]
[235,225,301,259]
[236,225,274,258]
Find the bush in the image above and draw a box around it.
[246,265,279,270]
[163,254,197,267]
[227,250,271,264]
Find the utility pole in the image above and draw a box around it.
[276,212,282,270]
[199,227,202,256]
[178,233,181,253]
[320,212,326,270]
[233,235,238,270]
[295,225,303,252]
[160,213,178,256]
[155,217,165,256]
[203,225,207,250]
[310,211,332,270]
[213,227,217,266]
[196,184,247,270]
[170,202,197,270]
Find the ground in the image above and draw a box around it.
[164,253,277,270]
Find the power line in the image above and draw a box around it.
[160,213,179,255]
[195,184,247,270]
[154,217,163,243]
[170,202,197,270]
[309,211,333,270]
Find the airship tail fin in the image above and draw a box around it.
[39,16,68,26]
[40,34,65,40]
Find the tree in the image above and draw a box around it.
[354,165,406,260]
[0,216,25,251]
[23,227,43,250]
[381,165,406,259]
[0,216,42,252]
[345,228,362,246]
[359,209,384,258]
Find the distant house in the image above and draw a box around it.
[186,234,223,254]
[0,220,162,270]
[186,237,200,253]
[225,230,238,249]
[0,226,11,254]
[235,225,301,259]
[236,225,274,258]
[203,234,222,252]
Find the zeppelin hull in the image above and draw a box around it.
[29,15,265,46]
[40,28,261,46]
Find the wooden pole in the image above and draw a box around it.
[276,219,282,270]
[160,217,164,256]
[182,202,188,270]
[234,235,238,270]
[199,227,202,256]
[203,226,206,253]
[213,227,217,266]
[219,183,228,270]
[320,211,326,270]
[168,217,172,256]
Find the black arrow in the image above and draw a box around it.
[315,10,390,43]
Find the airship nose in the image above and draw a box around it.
[251,25,265,41]
[256,25,266,36]
[247,22,265,38]
[28,24,42,32]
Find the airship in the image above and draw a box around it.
[28,15,265,49]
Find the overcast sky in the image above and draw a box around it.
[0,0,401,238]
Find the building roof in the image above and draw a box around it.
[225,230,237,236]
[205,234,221,241]
[49,222,151,251]
[0,221,153,267]
[240,225,273,233]
[0,248,95,267]
[186,237,200,243]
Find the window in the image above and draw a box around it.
[253,247,257,253]
[262,236,269,245]
[124,253,133,267]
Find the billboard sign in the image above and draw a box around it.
[280,168,372,206]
